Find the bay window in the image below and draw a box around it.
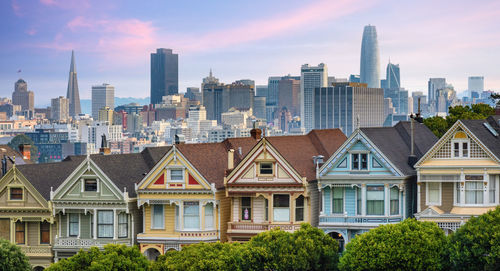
[40,222,50,244]
[390,187,399,215]
[366,186,384,215]
[152,205,164,229]
[465,182,483,204]
[97,211,113,238]
[332,187,344,214]
[15,221,25,244]
[183,202,200,230]
[295,196,304,222]
[356,187,362,215]
[490,179,496,204]
[205,203,214,229]
[241,197,252,221]
[427,182,441,205]
[118,213,128,238]
[273,194,290,222]
[69,213,79,237]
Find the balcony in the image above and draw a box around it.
[319,215,403,226]
[19,246,52,257]
[179,230,218,239]
[53,237,132,249]
[228,222,302,233]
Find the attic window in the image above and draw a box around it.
[10,188,23,200]
[169,169,184,182]
[84,179,98,192]
[259,163,273,175]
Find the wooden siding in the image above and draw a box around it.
[143,204,176,235]
[27,222,38,246]
[308,181,320,227]
[80,214,91,239]
[217,190,230,242]
[0,218,9,240]
[441,182,454,213]
[253,197,265,223]
[60,215,67,238]
[232,198,239,222]
[420,183,427,211]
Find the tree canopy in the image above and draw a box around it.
[424,104,494,137]
[46,244,149,271]
[7,134,38,162]
[0,238,31,271]
[339,219,448,271]
[448,206,500,270]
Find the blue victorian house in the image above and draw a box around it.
[317,121,437,250]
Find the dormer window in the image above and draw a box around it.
[351,153,368,170]
[451,131,469,158]
[10,188,23,200]
[84,179,98,192]
[259,162,273,175]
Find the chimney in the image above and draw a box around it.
[19,144,31,160]
[228,149,234,170]
[99,134,111,155]
[408,117,418,167]
[250,128,262,140]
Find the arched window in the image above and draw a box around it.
[451,131,469,158]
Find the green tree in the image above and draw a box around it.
[7,134,38,162]
[150,242,270,271]
[490,92,500,106]
[339,219,448,271]
[448,206,500,270]
[424,116,448,137]
[0,238,31,271]
[46,244,149,271]
[247,223,338,271]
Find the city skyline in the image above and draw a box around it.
[1,0,499,106]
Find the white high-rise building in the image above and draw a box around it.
[92,84,115,119]
[468,76,484,92]
[300,63,328,132]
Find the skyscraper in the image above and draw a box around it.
[428,78,446,113]
[151,48,179,104]
[278,76,300,117]
[386,62,400,89]
[50,96,69,121]
[12,78,34,116]
[360,25,380,88]
[301,63,328,132]
[468,76,484,92]
[92,84,115,119]
[66,50,81,117]
[381,61,408,115]
[313,82,384,136]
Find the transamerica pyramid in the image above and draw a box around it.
[66,50,81,117]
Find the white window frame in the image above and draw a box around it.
[350,152,369,171]
[204,203,215,230]
[426,182,442,206]
[451,139,469,158]
[464,181,484,206]
[68,213,80,237]
[168,168,184,183]
[151,204,165,229]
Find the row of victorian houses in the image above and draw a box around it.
[0,113,499,269]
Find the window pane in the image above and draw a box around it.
[428,183,440,203]
[40,222,50,244]
[490,180,496,204]
[361,154,367,169]
[295,196,304,221]
[98,211,113,238]
[69,214,79,236]
[15,222,24,244]
[273,194,290,222]
[183,202,200,229]
[456,182,461,204]
[462,142,468,157]
[332,188,344,214]
[260,163,273,175]
[153,205,164,229]
[205,203,214,229]
[367,186,384,215]
[118,213,127,238]
[84,179,97,191]
[352,154,359,170]
[454,142,460,157]
[241,197,251,220]
[273,195,290,207]
[356,187,362,215]
[10,188,23,200]
[465,181,483,204]
[171,169,183,181]
[390,187,399,215]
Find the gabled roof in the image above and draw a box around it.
[360,121,438,175]
[0,144,32,170]
[460,116,500,159]
[16,156,84,200]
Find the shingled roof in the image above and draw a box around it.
[0,144,32,171]
[16,156,84,200]
[361,121,438,176]
[461,115,500,159]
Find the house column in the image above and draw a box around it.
[460,170,465,205]
[417,170,421,212]
[93,209,97,239]
[361,184,366,216]
[483,170,489,204]
[384,183,390,216]
[179,202,184,230]
[113,209,117,240]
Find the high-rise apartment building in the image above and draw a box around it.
[360,25,380,88]
[151,48,178,104]
[313,82,384,136]
[98,106,114,123]
[301,64,328,131]
[428,78,446,113]
[50,96,69,121]
[253,96,267,120]
[278,77,300,116]
[468,76,484,92]
[66,50,81,117]
[92,83,115,119]
[12,79,34,115]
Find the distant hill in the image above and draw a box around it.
[80,97,150,115]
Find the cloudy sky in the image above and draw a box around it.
[0,0,499,106]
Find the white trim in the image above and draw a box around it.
[425,182,442,206]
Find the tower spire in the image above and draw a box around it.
[70,50,76,73]
[209,68,213,78]
[66,50,81,117]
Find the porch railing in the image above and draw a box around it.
[19,245,52,256]
[319,215,403,224]
[53,238,131,248]
[228,222,301,232]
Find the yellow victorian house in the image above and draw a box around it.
[414,116,500,233]
[136,144,226,260]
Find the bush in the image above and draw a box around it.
[339,219,448,271]
[0,238,31,271]
[448,206,500,270]
[248,223,338,271]
[150,242,269,271]
[46,244,149,271]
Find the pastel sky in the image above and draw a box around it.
[0,0,499,106]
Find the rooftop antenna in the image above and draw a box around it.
[356,114,360,129]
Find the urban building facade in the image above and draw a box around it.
[301,64,328,132]
[151,49,179,104]
[92,84,115,120]
[360,25,380,88]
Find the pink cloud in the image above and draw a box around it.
[26,29,37,36]
[39,0,90,10]
[11,0,23,17]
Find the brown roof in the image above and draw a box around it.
[0,144,32,171]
